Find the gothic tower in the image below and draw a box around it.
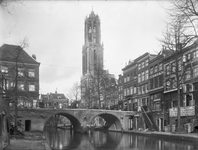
[81,10,104,108]
[82,10,104,76]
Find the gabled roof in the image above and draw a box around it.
[50,92,67,100]
[0,44,40,65]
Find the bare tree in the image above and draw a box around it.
[67,81,81,108]
[11,38,29,134]
[170,0,198,41]
[81,61,110,109]
[160,0,198,133]
[161,2,198,131]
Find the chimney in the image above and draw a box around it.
[32,54,36,60]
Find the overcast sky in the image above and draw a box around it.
[0,0,171,96]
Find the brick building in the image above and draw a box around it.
[114,40,198,132]
[163,41,198,132]
[0,44,40,108]
[41,92,69,109]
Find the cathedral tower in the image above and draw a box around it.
[82,10,104,76]
[81,10,104,108]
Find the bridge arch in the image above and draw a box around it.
[89,112,123,131]
[44,112,82,132]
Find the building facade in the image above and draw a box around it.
[122,60,138,111]
[0,44,40,109]
[163,42,198,132]
[113,41,198,132]
[148,52,165,131]
[41,92,69,109]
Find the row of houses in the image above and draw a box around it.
[110,41,198,132]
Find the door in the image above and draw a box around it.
[25,120,31,131]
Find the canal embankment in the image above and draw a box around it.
[4,131,52,150]
[125,130,198,142]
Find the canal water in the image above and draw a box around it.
[43,127,197,150]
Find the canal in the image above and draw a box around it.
[43,127,197,150]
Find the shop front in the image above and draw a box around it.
[169,106,195,132]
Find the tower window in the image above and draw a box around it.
[89,27,92,33]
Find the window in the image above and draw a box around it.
[165,64,170,75]
[130,86,133,95]
[138,87,141,95]
[29,69,35,77]
[142,61,145,69]
[138,64,141,70]
[153,101,160,110]
[127,75,130,82]
[159,63,162,71]
[183,55,187,63]
[154,77,158,88]
[1,79,9,90]
[171,62,176,73]
[145,59,148,66]
[29,84,35,91]
[145,84,148,93]
[18,83,24,91]
[150,78,154,89]
[142,72,145,82]
[142,98,147,106]
[150,95,153,100]
[154,65,158,73]
[145,70,149,80]
[1,66,8,73]
[159,75,163,87]
[124,76,126,83]
[193,65,198,77]
[166,80,171,91]
[127,88,130,95]
[138,74,141,83]
[150,67,153,75]
[185,68,191,81]
[142,85,145,94]
[134,86,137,94]
[193,50,198,59]
[171,77,176,89]
[185,94,194,106]
[186,84,193,92]
[172,100,178,108]
[187,53,191,61]
[10,82,15,87]
[18,68,24,77]
[124,89,126,96]
[134,70,137,77]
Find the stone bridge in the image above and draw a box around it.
[11,108,136,133]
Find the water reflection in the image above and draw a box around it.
[43,127,197,150]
